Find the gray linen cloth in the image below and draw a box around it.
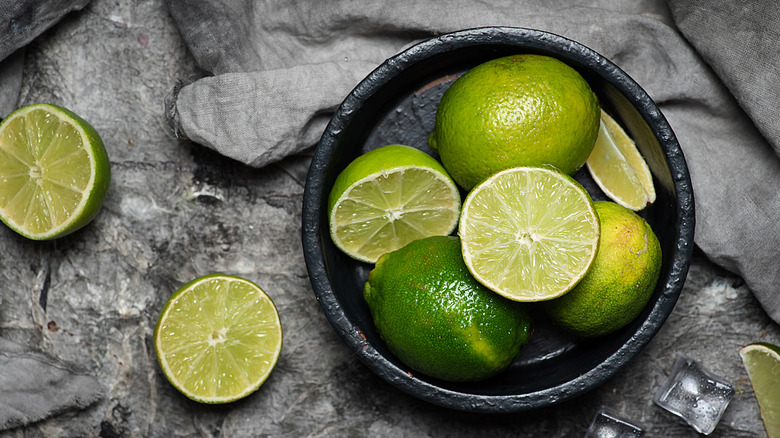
[0,0,103,430]
[164,0,780,324]
[0,0,91,118]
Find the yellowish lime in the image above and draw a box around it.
[459,166,600,302]
[364,235,533,382]
[739,342,780,437]
[428,54,600,190]
[328,144,461,263]
[586,109,656,211]
[154,274,283,404]
[542,201,662,337]
[0,103,110,240]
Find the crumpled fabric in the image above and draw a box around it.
[0,0,91,118]
[0,338,104,430]
[0,0,103,430]
[164,0,780,324]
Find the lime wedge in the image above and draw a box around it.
[0,103,110,240]
[739,342,780,437]
[154,274,283,404]
[586,109,655,211]
[459,166,600,302]
[328,144,461,263]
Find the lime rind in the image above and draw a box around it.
[429,54,600,191]
[739,342,780,437]
[586,109,655,211]
[0,103,110,240]
[155,274,283,404]
[459,166,600,302]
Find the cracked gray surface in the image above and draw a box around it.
[0,0,778,436]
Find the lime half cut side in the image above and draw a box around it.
[154,274,283,404]
[586,109,655,211]
[739,342,780,437]
[459,166,600,302]
[328,144,461,263]
[0,103,110,240]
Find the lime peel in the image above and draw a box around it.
[542,201,662,337]
[429,54,600,190]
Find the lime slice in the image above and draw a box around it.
[739,342,780,437]
[586,109,655,211]
[154,274,283,404]
[328,144,461,263]
[459,166,600,302]
[0,103,110,240]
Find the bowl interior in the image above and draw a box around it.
[302,27,694,413]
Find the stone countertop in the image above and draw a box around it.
[1,1,778,437]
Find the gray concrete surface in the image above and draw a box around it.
[1,0,778,436]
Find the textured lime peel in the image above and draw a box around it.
[428,54,600,190]
[739,342,780,437]
[0,103,110,240]
[459,166,600,302]
[154,274,283,404]
[542,201,662,337]
[586,109,655,211]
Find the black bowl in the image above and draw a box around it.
[301,27,695,413]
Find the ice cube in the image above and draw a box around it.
[653,355,735,435]
[585,409,644,438]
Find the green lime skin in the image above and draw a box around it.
[428,54,600,190]
[364,235,533,382]
[542,201,662,337]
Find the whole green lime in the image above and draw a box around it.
[364,235,533,382]
[542,201,662,337]
[428,54,600,190]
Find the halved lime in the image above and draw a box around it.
[154,274,283,404]
[0,103,110,240]
[328,144,461,263]
[586,109,655,211]
[459,166,600,302]
[739,342,780,437]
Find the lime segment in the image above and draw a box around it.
[459,166,600,302]
[328,144,461,263]
[586,109,655,211]
[154,274,283,404]
[739,342,780,437]
[0,103,110,240]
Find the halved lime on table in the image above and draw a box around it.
[328,144,461,263]
[459,166,600,302]
[739,342,780,437]
[154,274,283,404]
[0,103,110,240]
